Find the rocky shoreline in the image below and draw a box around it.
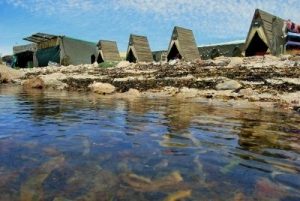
[1,55,300,112]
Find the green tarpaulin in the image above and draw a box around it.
[36,46,60,67]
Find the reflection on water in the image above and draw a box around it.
[0,85,300,201]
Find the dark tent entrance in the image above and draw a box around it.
[15,51,34,68]
[97,53,104,63]
[126,49,137,63]
[91,55,96,64]
[245,32,269,56]
[167,43,182,61]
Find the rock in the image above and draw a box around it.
[227,57,243,67]
[169,59,178,65]
[125,88,141,97]
[289,55,300,62]
[239,88,255,96]
[116,61,131,68]
[20,156,65,201]
[92,62,98,68]
[89,82,116,95]
[163,86,179,96]
[39,73,68,90]
[216,79,242,90]
[280,54,292,61]
[0,64,24,83]
[233,192,246,201]
[213,56,231,66]
[264,55,280,62]
[254,178,286,200]
[163,190,192,201]
[178,87,199,98]
[121,171,183,192]
[22,77,44,89]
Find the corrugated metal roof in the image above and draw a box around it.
[24,33,58,43]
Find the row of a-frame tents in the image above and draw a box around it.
[11,9,300,68]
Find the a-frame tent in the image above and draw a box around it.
[126,34,153,63]
[167,26,200,61]
[244,9,285,56]
[97,40,121,63]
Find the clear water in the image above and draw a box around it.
[0,86,300,201]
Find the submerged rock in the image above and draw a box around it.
[20,156,65,201]
[163,190,192,201]
[121,171,183,192]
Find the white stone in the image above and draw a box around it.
[116,61,131,68]
[88,82,116,95]
[216,79,242,90]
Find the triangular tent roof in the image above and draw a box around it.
[126,34,153,63]
[167,26,200,61]
[244,9,285,56]
[97,40,121,62]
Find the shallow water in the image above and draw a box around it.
[0,86,300,201]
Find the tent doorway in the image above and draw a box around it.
[126,49,137,63]
[167,44,182,61]
[97,53,104,63]
[245,33,268,56]
[15,51,34,68]
[91,55,96,64]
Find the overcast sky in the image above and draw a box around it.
[1,0,300,56]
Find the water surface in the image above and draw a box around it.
[0,86,300,201]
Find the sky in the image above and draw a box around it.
[1,0,300,56]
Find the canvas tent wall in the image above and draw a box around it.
[13,44,37,68]
[97,40,121,63]
[24,33,98,66]
[152,50,168,62]
[59,36,98,66]
[167,26,200,61]
[198,41,245,60]
[126,34,153,63]
[244,9,285,56]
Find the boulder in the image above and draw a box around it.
[239,88,255,96]
[216,79,242,90]
[89,82,116,95]
[0,64,24,83]
[178,87,199,98]
[168,59,178,66]
[116,61,131,68]
[39,73,68,90]
[227,57,243,67]
[213,56,231,66]
[22,77,44,89]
